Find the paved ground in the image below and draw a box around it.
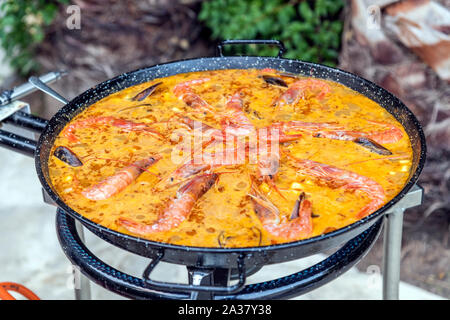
[0,148,445,300]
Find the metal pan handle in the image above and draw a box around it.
[0,72,67,157]
[216,39,287,58]
[0,129,38,157]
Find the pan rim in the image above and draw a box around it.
[35,55,427,255]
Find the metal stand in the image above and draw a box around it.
[382,185,423,300]
[382,208,404,299]
[56,210,383,300]
[64,186,423,301]
[73,222,92,300]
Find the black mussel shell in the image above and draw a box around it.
[353,137,392,155]
[131,82,162,101]
[262,75,288,87]
[54,146,83,167]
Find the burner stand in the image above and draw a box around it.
[56,185,422,300]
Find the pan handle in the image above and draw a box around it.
[0,110,48,158]
[0,130,39,157]
[0,72,67,157]
[216,39,287,58]
[0,105,47,157]
[3,111,48,134]
[28,76,69,104]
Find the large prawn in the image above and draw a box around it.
[248,184,313,241]
[61,116,163,143]
[82,155,160,200]
[173,78,218,117]
[270,119,403,144]
[220,92,256,137]
[117,173,218,234]
[311,121,404,144]
[289,157,386,218]
[268,75,403,147]
[274,78,332,108]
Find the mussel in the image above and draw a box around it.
[290,192,307,219]
[276,72,300,79]
[131,82,162,101]
[53,146,83,167]
[353,137,392,155]
[262,75,288,87]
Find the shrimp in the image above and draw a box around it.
[157,147,242,190]
[271,120,403,145]
[117,173,218,234]
[61,116,163,143]
[81,156,160,200]
[312,124,404,144]
[173,78,216,115]
[177,90,303,144]
[362,120,404,144]
[248,184,313,241]
[274,78,331,108]
[270,120,344,132]
[255,150,286,200]
[221,92,255,136]
[220,93,304,143]
[269,120,343,143]
[290,158,386,218]
[131,82,162,101]
[256,150,280,179]
[176,115,226,145]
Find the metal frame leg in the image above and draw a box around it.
[382,208,404,300]
[382,185,423,300]
[73,221,92,300]
[187,267,231,300]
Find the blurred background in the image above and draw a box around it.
[0,0,448,298]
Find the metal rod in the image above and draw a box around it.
[382,208,404,300]
[0,71,67,106]
[0,129,37,157]
[188,268,215,300]
[3,111,48,133]
[28,76,69,104]
[187,267,231,300]
[73,221,92,300]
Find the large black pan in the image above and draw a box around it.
[0,40,426,284]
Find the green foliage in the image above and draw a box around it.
[0,0,69,75]
[199,0,344,66]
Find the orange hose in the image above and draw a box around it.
[0,282,40,300]
[0,287,16,300]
